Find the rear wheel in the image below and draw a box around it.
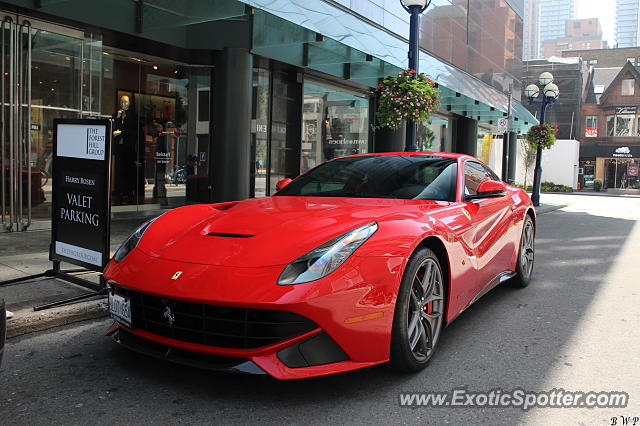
[509,215,535,288]
[390,248,445,372]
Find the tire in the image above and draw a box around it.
[509,215,535,288]
[389,247,446,372]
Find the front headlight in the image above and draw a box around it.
[113,217,159,263]
[277,222,378,285]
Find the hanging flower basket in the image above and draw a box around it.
[525,124,559,149]
[373,69,440,131]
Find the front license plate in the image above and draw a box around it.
[108,292,132,327]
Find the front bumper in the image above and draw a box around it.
[103,249,405,380]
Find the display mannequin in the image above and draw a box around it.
[112,95,143,204]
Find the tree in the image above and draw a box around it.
[521,138,536,187]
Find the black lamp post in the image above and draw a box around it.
[401,0,431,152]
[525,72,559,207]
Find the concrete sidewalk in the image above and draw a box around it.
[0,204,566,339]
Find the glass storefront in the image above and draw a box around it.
[301,80,370,174]
[417,115,451,153]
[100,49,212,210]
[604,158,640,190]
[2,14,102,231]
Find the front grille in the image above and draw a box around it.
[111,286,317,349]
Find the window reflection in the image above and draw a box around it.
[301,80,370,173]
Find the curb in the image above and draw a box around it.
[6,298,108,339]
[535,204,567,215]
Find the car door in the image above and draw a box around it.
[462,161,514,291]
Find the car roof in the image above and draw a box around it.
[332,152,474,161]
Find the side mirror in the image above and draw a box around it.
[276,178,292,191]
[466,180,506,201]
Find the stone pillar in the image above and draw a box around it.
[454,116,478,156]
[211,48,253,202]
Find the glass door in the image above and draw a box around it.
[1,13,97,231]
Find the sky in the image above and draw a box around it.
[576,0,616,46]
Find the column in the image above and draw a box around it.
[211,48,253,202]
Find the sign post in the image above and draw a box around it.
[0,119,113,310]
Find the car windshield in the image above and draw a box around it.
[276,155,458,201]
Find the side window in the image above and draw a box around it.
[481,164,500,181]
[464,161,488,196]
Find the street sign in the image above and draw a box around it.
[497,118,510,133]
[51,119,112,271]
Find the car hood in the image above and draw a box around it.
[135,196,447,267]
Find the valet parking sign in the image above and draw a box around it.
[51,119,112,271]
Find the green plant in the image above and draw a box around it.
[373,69,440,130]
[515,182,573,193]
[525,124,559,150]
[594,179,603,192]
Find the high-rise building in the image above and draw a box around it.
[542,18,608,58]
[538,0,577,57]
[616,0,640,48]
[524,0,540,59]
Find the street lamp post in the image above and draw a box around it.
[525,72,559,207]
[401,0,431,152]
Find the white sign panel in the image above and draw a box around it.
[55,241,102,267]
[56,124,107,161]
[497,118,510,133]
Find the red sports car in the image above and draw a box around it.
[104,153,535,380]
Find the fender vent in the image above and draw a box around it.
[206,232,254,238]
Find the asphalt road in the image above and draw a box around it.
[2,194,640,425]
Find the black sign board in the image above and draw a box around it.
[51,119,112,271]
[615,106,637,115]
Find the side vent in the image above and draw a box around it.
[206,233,254,238]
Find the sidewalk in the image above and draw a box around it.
[0,204,566,339]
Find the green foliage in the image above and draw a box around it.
[516,181,573,193]
[525,124,559,150]
[594,179,603,192]
[373,70,440,130]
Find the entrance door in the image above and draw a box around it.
[1,13,97,232]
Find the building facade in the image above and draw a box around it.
[0,0,536,233]
[538,0,576,57]
[524,0,540,60]
[580,62,640,191]
[563,46,640,67]
[542,18,607,58]
[616,0,640,48]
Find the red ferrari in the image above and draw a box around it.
[104,153,535,380]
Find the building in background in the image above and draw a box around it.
[616,0,640,48]
[538,0,576,57]
[580,61,640,191]
[524,0,540,60]
[562,46,640,67]
[0,0,536,233]
[522,57,587,141]
[542,18,608,58]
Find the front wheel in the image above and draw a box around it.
[389,247,446,372]
[509,215,535,288]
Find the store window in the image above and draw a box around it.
[251,67,270,198]
[580,160,595,190]
[585,116,597,137]
[101,50,212,210]
[622,79,635,96]
[616,115,635,136]
[606,115,616,136]
[301,80,370,174]
[417,115,450,152]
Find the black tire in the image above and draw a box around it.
[509,215,535,288]
[389,247,446,372]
